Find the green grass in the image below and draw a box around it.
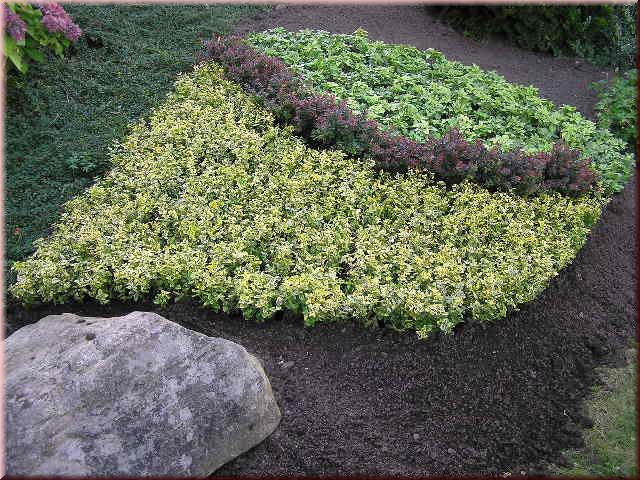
[5,3,270,288]
[554,345,637,477]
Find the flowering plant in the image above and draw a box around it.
[3,2,81,74]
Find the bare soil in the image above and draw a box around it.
[5,5,637,477]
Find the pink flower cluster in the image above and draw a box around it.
[36,2,82,41]
[3,4,27,41]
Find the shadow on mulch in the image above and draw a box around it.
[4,5,637,477]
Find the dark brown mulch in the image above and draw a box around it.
[4,5,637,477]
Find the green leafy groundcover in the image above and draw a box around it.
[246,28,634,193]
[5,4,270,288]
[593,69,637,149]
[12,64,604,337]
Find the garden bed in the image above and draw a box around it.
[6,172,635,474]
[5,4,636,476]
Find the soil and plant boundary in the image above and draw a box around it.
[5,4,636,477]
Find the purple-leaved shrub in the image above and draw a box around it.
[200,35,598,197]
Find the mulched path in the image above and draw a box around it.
[5,5,637,477]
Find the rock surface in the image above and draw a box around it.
[5,311,281,476]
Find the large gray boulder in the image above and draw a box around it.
[5,311,281,476]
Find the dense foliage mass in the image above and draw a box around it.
[12,64,604,336]
[593,70,637,149]
[5,3,269,289]
[3,2,82,74]
[203,35,598,197]
[246,28,634,193]
[431,4,637,71]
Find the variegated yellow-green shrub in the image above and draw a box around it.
[11,63,604,336]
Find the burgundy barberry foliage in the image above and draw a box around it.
[200,35,598,197]
[36,2,82,41]
[3,4,27,41]
[203,36,303,103]
[369,130,428,173]
[309,98,379,156]
[542,142,598,195]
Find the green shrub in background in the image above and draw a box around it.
[247,28,634,193]
[432,5,636,71]
[11,63,605,336]
[593,70,637,149]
